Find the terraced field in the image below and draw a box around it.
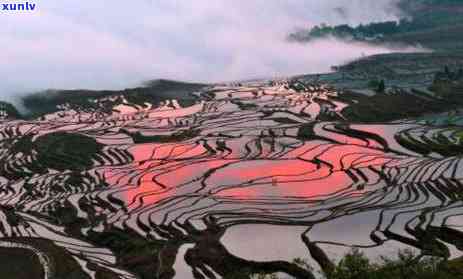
[0,80,462,278]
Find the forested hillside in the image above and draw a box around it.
[289,0,463,50]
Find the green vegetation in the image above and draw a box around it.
[33,132,103,171]
[21,79,206,119]
[289,0,463,51]
[87,228,176,279]
[300,52,463,96]
[0,238,94,279]
[328,249,463,279]
[0,101,21,119]
[335,89,455,123]
[7,132,103,173]
[367,79,386,93]
[288,21,399,42]
[0,132,106,180]
[430,66,463,99]
[0,247,44,279]
[249,249,463,279]
[395,126,463,157]
[299,62,463,123]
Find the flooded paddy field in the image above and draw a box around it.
[0,79,462,278]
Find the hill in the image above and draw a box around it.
[288,0,463,51]
[20,79,207,118]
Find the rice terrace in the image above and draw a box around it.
[1,0,463,279]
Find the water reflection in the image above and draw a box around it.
[1,81,462,279]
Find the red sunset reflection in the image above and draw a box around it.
[103,124,394,207]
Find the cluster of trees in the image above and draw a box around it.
[328,248,463,279]
[368,79,386,93]
[288,17,450,43]
[288,0,463,44]
[317,21,398,40]
[0,101,21,119]
[251,249,463,279]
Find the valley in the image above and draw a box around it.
[0,78,462,278]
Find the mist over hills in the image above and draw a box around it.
[0,0,405,101]
[1,0,461,119]
[2,2,463,279]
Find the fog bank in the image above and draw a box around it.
[0,0,411,101]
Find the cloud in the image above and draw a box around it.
[0,0,410,101]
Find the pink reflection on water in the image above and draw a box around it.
[214,140,392,200]
[105,123,394,206]
[213,159,353,199]
[115,142,238,206]
[156,159,238,188]
[212,159,318,199]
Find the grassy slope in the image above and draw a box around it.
[299,52,463,93]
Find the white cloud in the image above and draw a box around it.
[0,0,409,102]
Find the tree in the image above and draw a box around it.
[377,80,386,93]
[457,68,463,79]
[445,65,451,77]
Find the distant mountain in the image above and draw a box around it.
[20,79,207,119]
[288,0,463,51]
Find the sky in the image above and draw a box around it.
[0,0,416,101]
